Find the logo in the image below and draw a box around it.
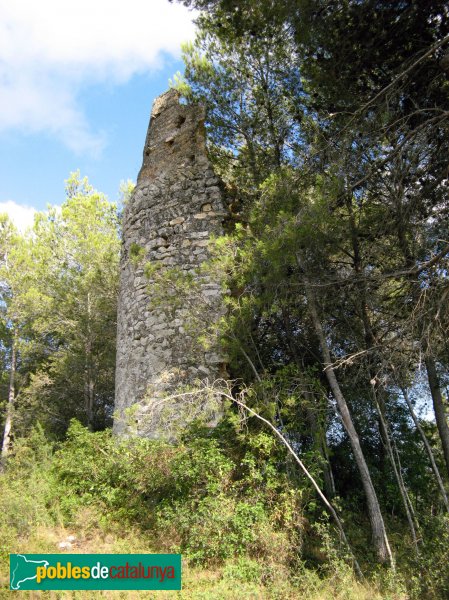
[10,554,181,591]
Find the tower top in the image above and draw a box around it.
[137,89,207,182]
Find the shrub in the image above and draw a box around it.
[0,425,58,564]
[52,419,175,525]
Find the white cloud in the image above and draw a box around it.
[0,0,196,155]
[0,201,37,233]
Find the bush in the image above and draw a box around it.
[50,421,300,568]
[0,425,58,564]
[222,557,262,583]
[0,420,416,599]
[52,419,175,525]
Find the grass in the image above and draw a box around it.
[0,425,411,599]
[0,504,406,600]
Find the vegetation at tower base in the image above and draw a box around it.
[1,418,449,598]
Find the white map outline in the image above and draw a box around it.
[10,554,50,590]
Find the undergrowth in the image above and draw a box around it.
[0,422,447,598]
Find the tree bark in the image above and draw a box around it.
[84,293,95,431]
[305,396,336,498]
[228,389,363,578]
[373,388,419,554]
[344,197,386,473]
[400,385,449,513]
[1,335,17,468]
[388,190,449,484]
[301,268,394,566]
[84,348,95,431]
[424,354,449,480]
[344,203,418,549]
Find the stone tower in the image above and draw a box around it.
[114,89,227,437]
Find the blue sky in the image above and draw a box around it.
[0,0,197,230]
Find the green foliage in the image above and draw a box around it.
[169,68,192,98]
[170,0,449,585]
[0,425,58,563]
[3,422,446,597]
[178,14,303,195]
[144,262,197,315]
[52,420,174,525]
[1,0,448,593]
[153,436,277,564]
[222,556,262,584]
[129,242,146,267]
[49,421,300,568]
[0,172,120,438]
[404,513,449,599]
[118,179,135,208]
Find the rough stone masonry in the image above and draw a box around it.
[114,89,227,437]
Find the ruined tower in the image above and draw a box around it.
[114,89,227,437]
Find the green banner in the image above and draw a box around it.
[10,554,181,590]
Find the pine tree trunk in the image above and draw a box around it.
[425,355,449,480]
[84,356,95,431]
[373,389,419,553]
[302,273,394,566]
[84,293,95,431]
[400,385,449,512]
[305,398,336,498]
[1,337,17,467]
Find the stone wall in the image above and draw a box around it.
[114,89,227,437]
